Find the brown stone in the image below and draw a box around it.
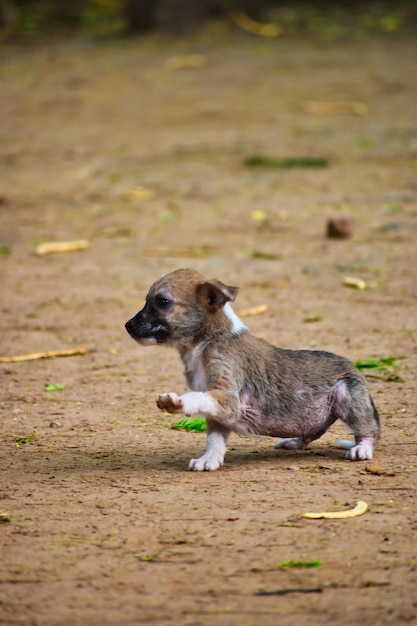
[326,216,353,239]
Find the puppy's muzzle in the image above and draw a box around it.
[125,311,169,344]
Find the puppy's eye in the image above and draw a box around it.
[156,296,171,308]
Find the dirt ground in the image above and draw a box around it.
[1,18,417,626]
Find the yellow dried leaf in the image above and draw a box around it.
[232,12,282,38]
[364,464,395,477]
[239,304,268,317]
[250,210,267,221]
[0,348,87,363]
[342,276,367,290]
[35,240,89,256]
[302,500,368,519]
[121,186,155,201]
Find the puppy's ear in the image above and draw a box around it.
[196,280,238,311]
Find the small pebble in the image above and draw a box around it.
[326,216,353,239]
[49,420,61,428]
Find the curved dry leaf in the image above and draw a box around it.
[302,500,368,519]
[232,12,282,37]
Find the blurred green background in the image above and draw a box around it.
[0,0,415,39]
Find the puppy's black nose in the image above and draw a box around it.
[125,318,136,338]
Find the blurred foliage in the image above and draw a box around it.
[0,0,415,39]
[81,0,124,29]
[0,0,124,36]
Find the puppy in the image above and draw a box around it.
[125,268,380,471]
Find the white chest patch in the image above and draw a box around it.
[224,303,247,335]
[182,343,207,391]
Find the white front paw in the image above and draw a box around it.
[188,453,224,471]
[345,441,373,461]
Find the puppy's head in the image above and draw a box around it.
[125,268,240,349]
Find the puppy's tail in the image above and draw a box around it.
[370,396,381,432]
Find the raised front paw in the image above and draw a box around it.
[188,453,223,471]
[156,392,184,414]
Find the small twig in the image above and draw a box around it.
[0,579,42,584]
[255,588,323,596]
[0,348,87,363]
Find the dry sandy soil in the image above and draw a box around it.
[1,18,416,626]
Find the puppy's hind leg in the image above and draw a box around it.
[275,437,307,450]
[188,419,230,471]
[334,378,380,461]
